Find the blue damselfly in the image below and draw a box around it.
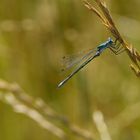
[58,37,124,88]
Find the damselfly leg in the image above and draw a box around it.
[109,39,125,55]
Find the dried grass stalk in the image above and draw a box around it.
[0,79,94,140]
[83,0,140,77]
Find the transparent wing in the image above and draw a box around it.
[61,48,96,71]
[58,51,100,88]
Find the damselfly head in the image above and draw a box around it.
[108,37,113,44]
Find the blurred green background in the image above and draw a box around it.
[0,0,140,140]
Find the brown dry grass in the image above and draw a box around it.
[83,0,140,77]
[0,79,94,140]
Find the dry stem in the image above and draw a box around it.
[93,111,112,140]
[0,79,94,140]
[83,0,140,77]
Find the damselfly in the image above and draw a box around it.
[58,37,125,88]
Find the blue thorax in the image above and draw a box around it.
[97,37,113,52]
